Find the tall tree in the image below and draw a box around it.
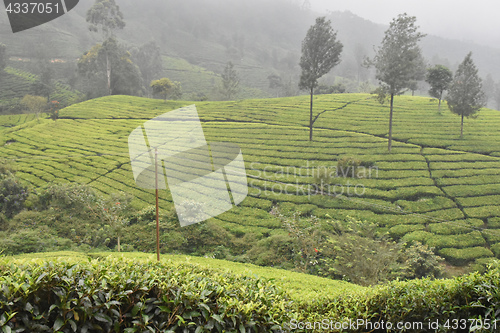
[218,61,240,100]
[425,65,453,114]
[446,52,486,138]
[268,73,283,97]
[372,13,426,151]
[299,16,343,141]
[131,41,163,96]
[32,67,54,101]
[0,43,6,75]
[494,82,500,111]
[151,78,182,101]
[86,0,125,38]
[86,0,126,95]
[21,95,47,121]
[78,38,142,97]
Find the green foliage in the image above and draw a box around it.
[0,67,83,112]
[48,100,60,121]
[0,165,28,218]
[426,64,453,113]
[427,231,487,250]
[299,16,343,141]
[317,230,404,286]
[299,17,343,92]
[78,38,143,97]
[314,83,346,95]
[0,227,76,255]
[372,14,426,96]
[311,166,336,194]
[86,0,125,38]
[0,256,289,332]
[336,156,375,179]
[439,247,494,266]
[2,94,500,268]
[447,52,486,137]
[4,253,500,333]
[150,77,182,101]
[371,13,425,151]
[401,241,444,280]
[32,66,54,101]
[20,94,47,120]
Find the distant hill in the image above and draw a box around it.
[1,0,500,100]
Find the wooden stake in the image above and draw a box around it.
[155,148,160,262]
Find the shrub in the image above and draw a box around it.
[317,233,404,286]
[311,166,336,194]
[400,241,444,280]
[0,227,76,255]
[388,224,425,239]
[336,156,375,179]
[401,230,434,244]
[0,257,289,332]
[491,243,500,258]
[0,173,29,218]
[489,217,500,228]
[426,231,486,250]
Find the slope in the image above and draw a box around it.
[1,94,500,266]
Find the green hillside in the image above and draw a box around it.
[1,94,500,267]
[0,66,84,109]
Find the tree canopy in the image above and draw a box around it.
[131,41,163,95]
[151,78,182,101]
[299,16,343,141]
[0,43,6,74]
[426,65,453,113]
[86,0,125,38]
[446,52,486,138]
[77,38,142,97]
[21,95,47,120]
[372,13,425,151]
[218,62,240,100]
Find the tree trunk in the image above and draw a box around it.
[309,87,314,141]
[117,235,121,252]
[438,98,442,114]
[461,114,464,138]
[106,52,111,95]
[388,93,394,152]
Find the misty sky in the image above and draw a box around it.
[309,0,500,49]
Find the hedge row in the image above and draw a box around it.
[4,256,500,332]
[0,257,288,332]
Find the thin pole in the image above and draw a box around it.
[155,148,160,262]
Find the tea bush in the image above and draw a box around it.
[0,257,290,332]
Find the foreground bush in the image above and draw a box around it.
[0,257,289,332]
[294,264,500,332]
[3,255,500,332]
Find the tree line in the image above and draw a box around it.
[299,14,488,146]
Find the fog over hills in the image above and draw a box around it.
[309,0,500,50]
[1,0,499,96]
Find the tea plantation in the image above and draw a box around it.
[1,93,500,267]
[0,67,84,107]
